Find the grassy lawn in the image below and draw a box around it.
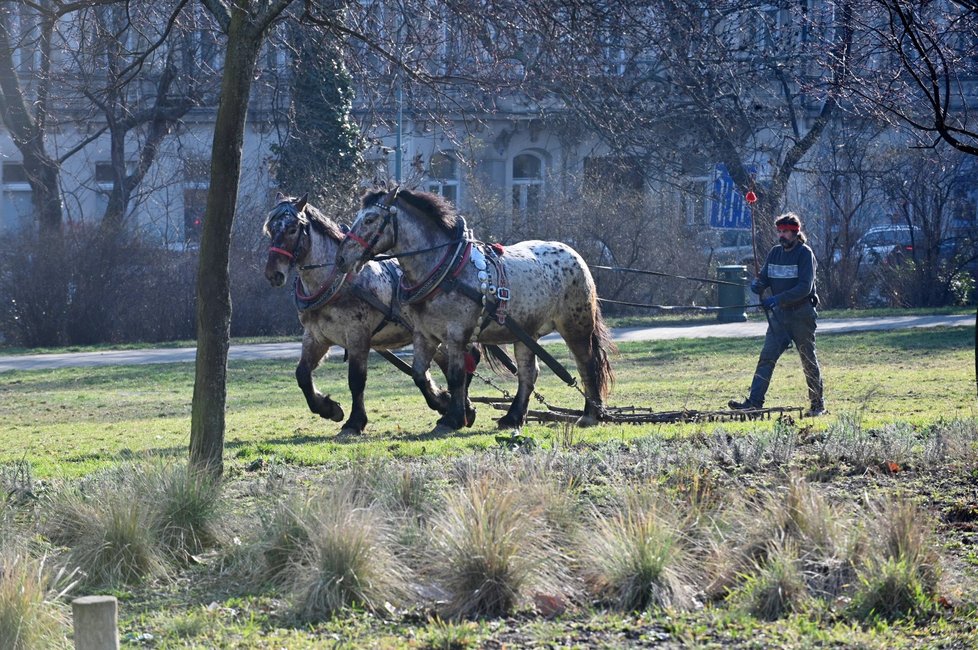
[1,324,976,648]
[2,326,973,478]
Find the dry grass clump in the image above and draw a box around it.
[145,463,224,562]
[288,489,410,621]
[733,538,810,620]
[41,461,224,588]
[244,491,320,587]
[428,476,568,619]
[709,475,861,604]
[44,478,166,588]
[849,498,942,622]
[579,486,697,612]
[709,475,947,623]
[238,478,410,620]
[0,548,77,650]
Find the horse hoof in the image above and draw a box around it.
[337,426,362,438]
[575,415,598,428]
[496,415,521,429]
[429,423,457,436]
[464,407,477,428]
[318,405,344,422]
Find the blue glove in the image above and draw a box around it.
[750,278,765,295]
[762,295,778,310]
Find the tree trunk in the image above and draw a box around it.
[188,14,263,478]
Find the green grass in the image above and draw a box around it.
[1,326,974,479]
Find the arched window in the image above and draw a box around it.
[426,150,460,204]
[512,152,544,218]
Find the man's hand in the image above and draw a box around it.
[762,295,778,310]
[750,278,765,295]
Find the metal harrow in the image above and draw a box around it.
[470,396,804,424]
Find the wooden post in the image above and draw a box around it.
[72,595,119,650]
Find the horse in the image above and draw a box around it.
[335,187,616,434]
[263,192,479,436]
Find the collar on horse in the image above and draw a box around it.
[292,266,352,312]
[398,217,471,305]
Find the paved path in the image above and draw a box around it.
[0,314,971,372]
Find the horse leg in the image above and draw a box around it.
[413,337,450,414]
[563,331,611,427]
[296,332,344,422]
[497,342,538,429]
[339,343,370,436]
[434,344,480,427]
[432,341,470,434]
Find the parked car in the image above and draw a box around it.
[857,225,920,264]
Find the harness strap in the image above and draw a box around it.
[292,270,350,312]
[269,246,294,260]
[451,280,577,387]
[349,282,409,334]
[376,349,414,376]
[399,241,470,305]
[344,232,373,251]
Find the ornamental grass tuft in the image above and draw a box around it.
[849,498,942,622]
[579,487,696,612]
[429,475,566,620]
[0,547,77,650]
[288,488,410,621]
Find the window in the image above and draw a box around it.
[2,162,32,233]
[584,156,644,193]
[183,159,209,243]
[425,151,459,204]
[512,152,545,218]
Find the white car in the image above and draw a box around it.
[836,225,920,266]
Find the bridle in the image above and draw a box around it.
[267,201,309,268]
[343,190,400,263]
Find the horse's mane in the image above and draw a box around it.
[302,203,346,243]
[362,188,459,235]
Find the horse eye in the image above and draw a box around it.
[286,225,298,235]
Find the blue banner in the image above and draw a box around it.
[709,163,754,230]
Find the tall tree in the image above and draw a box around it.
[0,0,210,345]
[274,30,364,205]
[0,1,62,234]
[438,0,853,262]
[189,0,294,477]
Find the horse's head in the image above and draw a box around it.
[335,189,399,274]
[263,192,310,287]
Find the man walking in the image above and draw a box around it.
[728,212,825,416]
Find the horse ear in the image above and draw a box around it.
[295,193,308,211]
[275,191,286,202]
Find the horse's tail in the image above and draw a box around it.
[590,308,617,400]
[480,344,517,377]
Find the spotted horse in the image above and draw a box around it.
[335,187,616,435]
[263,193,486,436]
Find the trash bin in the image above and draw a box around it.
[717,265,748,323]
